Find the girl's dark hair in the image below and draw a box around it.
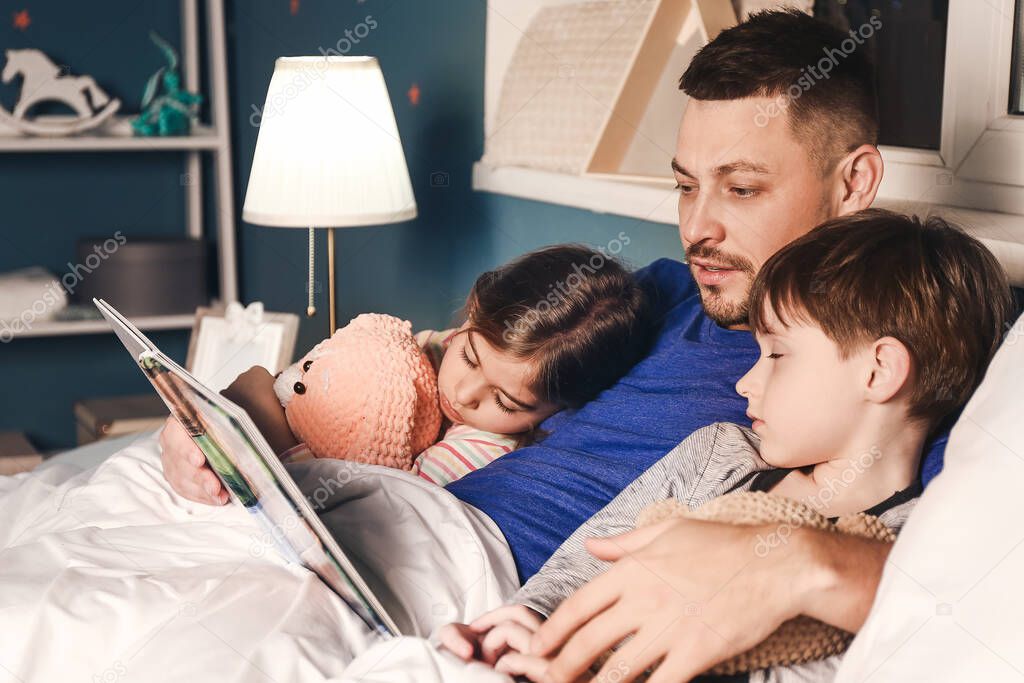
[463,244,650,410]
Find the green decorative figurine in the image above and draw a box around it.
[132,32,202,137]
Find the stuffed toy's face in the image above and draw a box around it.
[271,314,442,469]
[273,339,328,409]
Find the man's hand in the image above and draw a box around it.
[158,416,228,505]
[159,366,296,505]
[531,518,849,683]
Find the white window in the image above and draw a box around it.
[875,0,1024,212]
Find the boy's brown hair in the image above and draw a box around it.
[749,209,1013,426]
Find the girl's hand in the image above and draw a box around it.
[220,365,278,410]
[221,366,299,454]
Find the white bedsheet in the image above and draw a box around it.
[0,430,518,683]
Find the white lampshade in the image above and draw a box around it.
[242,56,417,228]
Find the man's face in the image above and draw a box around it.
[673,97,835,328]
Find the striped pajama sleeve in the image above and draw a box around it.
[412,424,519,486]
[278,425,517,487]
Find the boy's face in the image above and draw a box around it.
[673,98,836,328]
[735,304,871,468]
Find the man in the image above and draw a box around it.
[519,11,919,682]
[160,10,941,680]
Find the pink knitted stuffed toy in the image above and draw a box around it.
[272,313,442,470]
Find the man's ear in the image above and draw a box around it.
[864,336,912,405]
[832,144,884,216]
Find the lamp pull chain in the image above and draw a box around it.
[306,226,316,317]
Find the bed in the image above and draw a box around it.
[0,429,518,682]
[6,350,1024,683]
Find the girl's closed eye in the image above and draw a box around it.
[767,352,784,359]
[493,394,516,415]
[460,347,477,368]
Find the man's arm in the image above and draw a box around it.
[796,524,891,632]
[530,518,890,683]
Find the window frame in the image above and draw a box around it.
[877,0,1024,211]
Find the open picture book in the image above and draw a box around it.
[94,298,400,638]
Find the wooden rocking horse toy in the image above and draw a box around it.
[0,49,121,136]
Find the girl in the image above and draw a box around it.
[217,244,651,487]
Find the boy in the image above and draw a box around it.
[440,209,1013,681]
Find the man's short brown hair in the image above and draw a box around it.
[680,9,878,174]
[748,209,1013,426]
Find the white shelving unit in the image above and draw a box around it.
[473,162,679,225]
[2,0,237,340]
[0,117,220,152]
[16,314,198,339]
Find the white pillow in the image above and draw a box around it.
[835,313,1024,681]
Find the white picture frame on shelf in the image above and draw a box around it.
[185,302,299,393]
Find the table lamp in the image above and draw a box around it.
[242,56,417,334]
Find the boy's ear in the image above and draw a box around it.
[864,336,912,404]
[832,144,883,216]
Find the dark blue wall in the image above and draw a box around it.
[0,0,681,450]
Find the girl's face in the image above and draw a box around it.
[735,304,869,469]
[436,324,560,435]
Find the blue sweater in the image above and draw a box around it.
[447,258,946,581]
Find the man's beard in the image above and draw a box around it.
[699,278,753,327]
[686,243,756,328]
